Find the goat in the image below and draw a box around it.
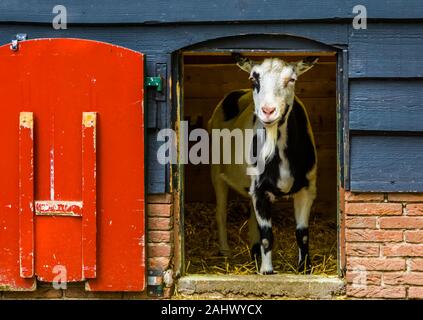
[208,55,318,274]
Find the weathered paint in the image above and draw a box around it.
[82,112,97,279]
[19,112,34,278]
[34,200,83,217]
[0,39,145,291]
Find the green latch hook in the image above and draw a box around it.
[146,76,163,92]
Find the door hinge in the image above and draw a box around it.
[146,76,163,92]
[10,33,27,51]
[147,269,164,297]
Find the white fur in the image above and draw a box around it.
[260,246,273,274]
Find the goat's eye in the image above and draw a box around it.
[288,78,296,83]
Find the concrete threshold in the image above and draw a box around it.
[177,274,346,299]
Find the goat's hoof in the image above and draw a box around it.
[298,259,312,274]
[260,270,276,275]
[250,243,261,260]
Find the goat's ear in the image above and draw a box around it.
[294,56,319,76]
[232,52,254,73]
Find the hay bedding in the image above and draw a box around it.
[184,201,337,275]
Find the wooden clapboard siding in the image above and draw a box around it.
[2,0,423,24]
[350,79,423,132]
[184,59,337,216]
[349,23,423,78]
[0,23,348,53]
[350,135,423,192]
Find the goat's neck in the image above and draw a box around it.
[259,102,293,164]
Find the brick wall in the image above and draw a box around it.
[147,193,175,298]
[345,192,423,299]
[0,193,174,299]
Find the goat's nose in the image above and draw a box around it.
[262,106,276,116]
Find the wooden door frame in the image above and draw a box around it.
[171,41,349,278]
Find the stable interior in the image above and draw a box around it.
[182,52,338,276]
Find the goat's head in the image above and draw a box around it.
[234,54,318,126]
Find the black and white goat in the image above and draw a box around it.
[208,55,318,274]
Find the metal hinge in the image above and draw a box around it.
[10,33,27,51]
[146,76,163,92]
[147,269,164,297]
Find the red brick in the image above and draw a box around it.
[148,217,173,231]
[148,230,172,243]
[406,204,423,216]
[346,271,382,286]
[347,257,405,271]
[345,217,377,229]
[388,193,423,203]
[408,287,423,299]
[148,257,171,270]
[147,193,172,204]
[382,244,423,257]
[345,192,384,202]
[347,285,406,299]
[147,203,173,217]
[346,203,402,216]
[405,230,423,243]
[380,217,423,229]
[148,243,173,257]
[346,230,403,242]
[410,258,423,271]
[383,272,423,286]
[346,243,380,257]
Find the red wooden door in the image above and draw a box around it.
[0,39,145,291]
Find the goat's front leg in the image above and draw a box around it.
[293,186,315,273]
[248,204,261,259]
[251,189,275,275]
[211,166,231,256]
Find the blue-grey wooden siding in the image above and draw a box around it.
[350,136,423,192]
[350,80,423,132]
[1,0,423,23]
[1,1,423,193]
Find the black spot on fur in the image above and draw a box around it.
[296,227,311,273]
[221,90,245,121]
[259,226,274,254]
[256,147,283,197]
[251,72,260,93]
[250,243,261,260]
[284,99,316,194]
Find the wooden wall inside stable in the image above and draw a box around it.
[183,55,337,218]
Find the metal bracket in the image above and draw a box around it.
[146,76,163,92]
[10,33,28,51]
[147,269,164,297]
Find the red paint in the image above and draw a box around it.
[19,112,34,279]
[0,39,145,291]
